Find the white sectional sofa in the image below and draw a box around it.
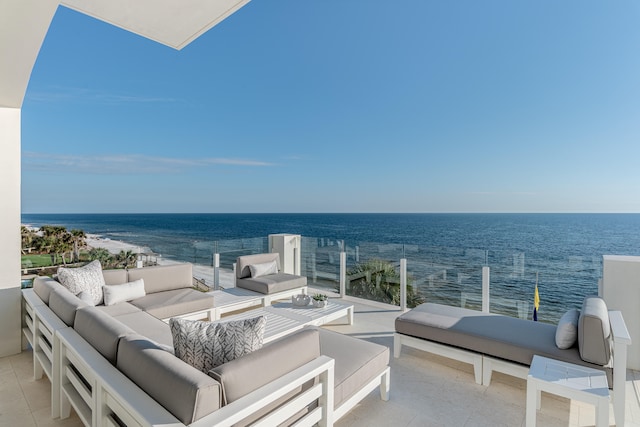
[22,263,390,426]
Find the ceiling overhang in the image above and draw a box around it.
[60,0,252,50]
[1,0,251,108]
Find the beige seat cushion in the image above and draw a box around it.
[129,288,214,319]
[315,327,389,408]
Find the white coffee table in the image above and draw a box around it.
[526,355,610,427]
[221,300,354,343]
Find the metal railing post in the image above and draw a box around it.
[400,258,407,311]
[339,251,346,298]
[213,253,220,290]
[482,266,490,313]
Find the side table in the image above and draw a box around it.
[526,355,610,427]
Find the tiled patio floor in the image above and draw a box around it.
[3,293,640,426]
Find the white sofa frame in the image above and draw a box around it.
[394,309,631,426]
[57,326,336,427]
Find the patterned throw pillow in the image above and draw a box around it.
[57,260,105,306]
[170,316,266,373]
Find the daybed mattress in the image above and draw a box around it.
[396,303,611,381]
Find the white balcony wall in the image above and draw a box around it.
[0,108,22,357]
[602,255,640,370]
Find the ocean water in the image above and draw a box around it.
[21,213,640,322]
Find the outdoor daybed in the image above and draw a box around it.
[22,262,390,426]
[394,299,631,426]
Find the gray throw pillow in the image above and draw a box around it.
[170,316,266,373]
[57,260,105,306]
[555,308,580,349]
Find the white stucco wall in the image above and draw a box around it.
[0,107,22,357]
[602,255,640,370]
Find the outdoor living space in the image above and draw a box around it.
[4,288,640,427]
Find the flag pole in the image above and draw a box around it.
[533,272,540,321]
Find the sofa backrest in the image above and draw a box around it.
[102,269,128,286]
[117,334,222,425]
[127,263,192,294]
[578,296,611,365]
[210,328,320,404]
[49,287,88,327]
[33,276,66,305]
[236,253,281,279]
[74,306,135,365]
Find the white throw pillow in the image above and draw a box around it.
[103,279,146,306]
[57,260,105,306]
[170,316,266,373]
[555,308,580,349]
[248,261,278,278]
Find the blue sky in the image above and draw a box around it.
[21,1,640,213]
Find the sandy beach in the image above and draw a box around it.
[85,234,235,288]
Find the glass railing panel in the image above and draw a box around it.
[214,237,269,270]
[405,246,485,310]
[344,241,405,306]
[300,236,342,292]
[487,250,601,324]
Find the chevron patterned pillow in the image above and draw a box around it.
[170,316,266,373]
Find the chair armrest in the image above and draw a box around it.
[609,310,631,345]
[191,355,335,427]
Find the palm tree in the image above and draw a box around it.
[21,226,36,254]
[70,229,86,262]
[347,259,425,308]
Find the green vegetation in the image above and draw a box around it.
[21,225,138,272]
[346,259,425,308]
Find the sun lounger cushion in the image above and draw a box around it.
[395,303,611,381]
[129,288,214,319]
[236,273,307,295]
[117,334,223,425]
[315,326,390,408]
[127,263,193,294]
[48,287,89,327]
[74,306,135,365]
[578,296,611,365]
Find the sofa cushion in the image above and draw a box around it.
[117,334,222,425]
[129,288,214,319]
[127,263,192,294]
[57,260,105,305]
[395,303,611,376]
[315,326,389,408]
[102,269,128,286]
[578,296,611,365]
[74,306,135,365]
[236,273,307,295]
[170,316,266,373]
[33,276,66,305]
[248,261,278,278]
[113,311,174,349]
[209,327,320,402]
[555,309,580,349]
[48,287,88,327]
[103,279,146,306]
[236,253,280,279]
[95,302,142,317]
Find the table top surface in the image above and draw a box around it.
[528,355,609,395]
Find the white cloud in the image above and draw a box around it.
[22,152,274,175]
[25,86,180,105]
